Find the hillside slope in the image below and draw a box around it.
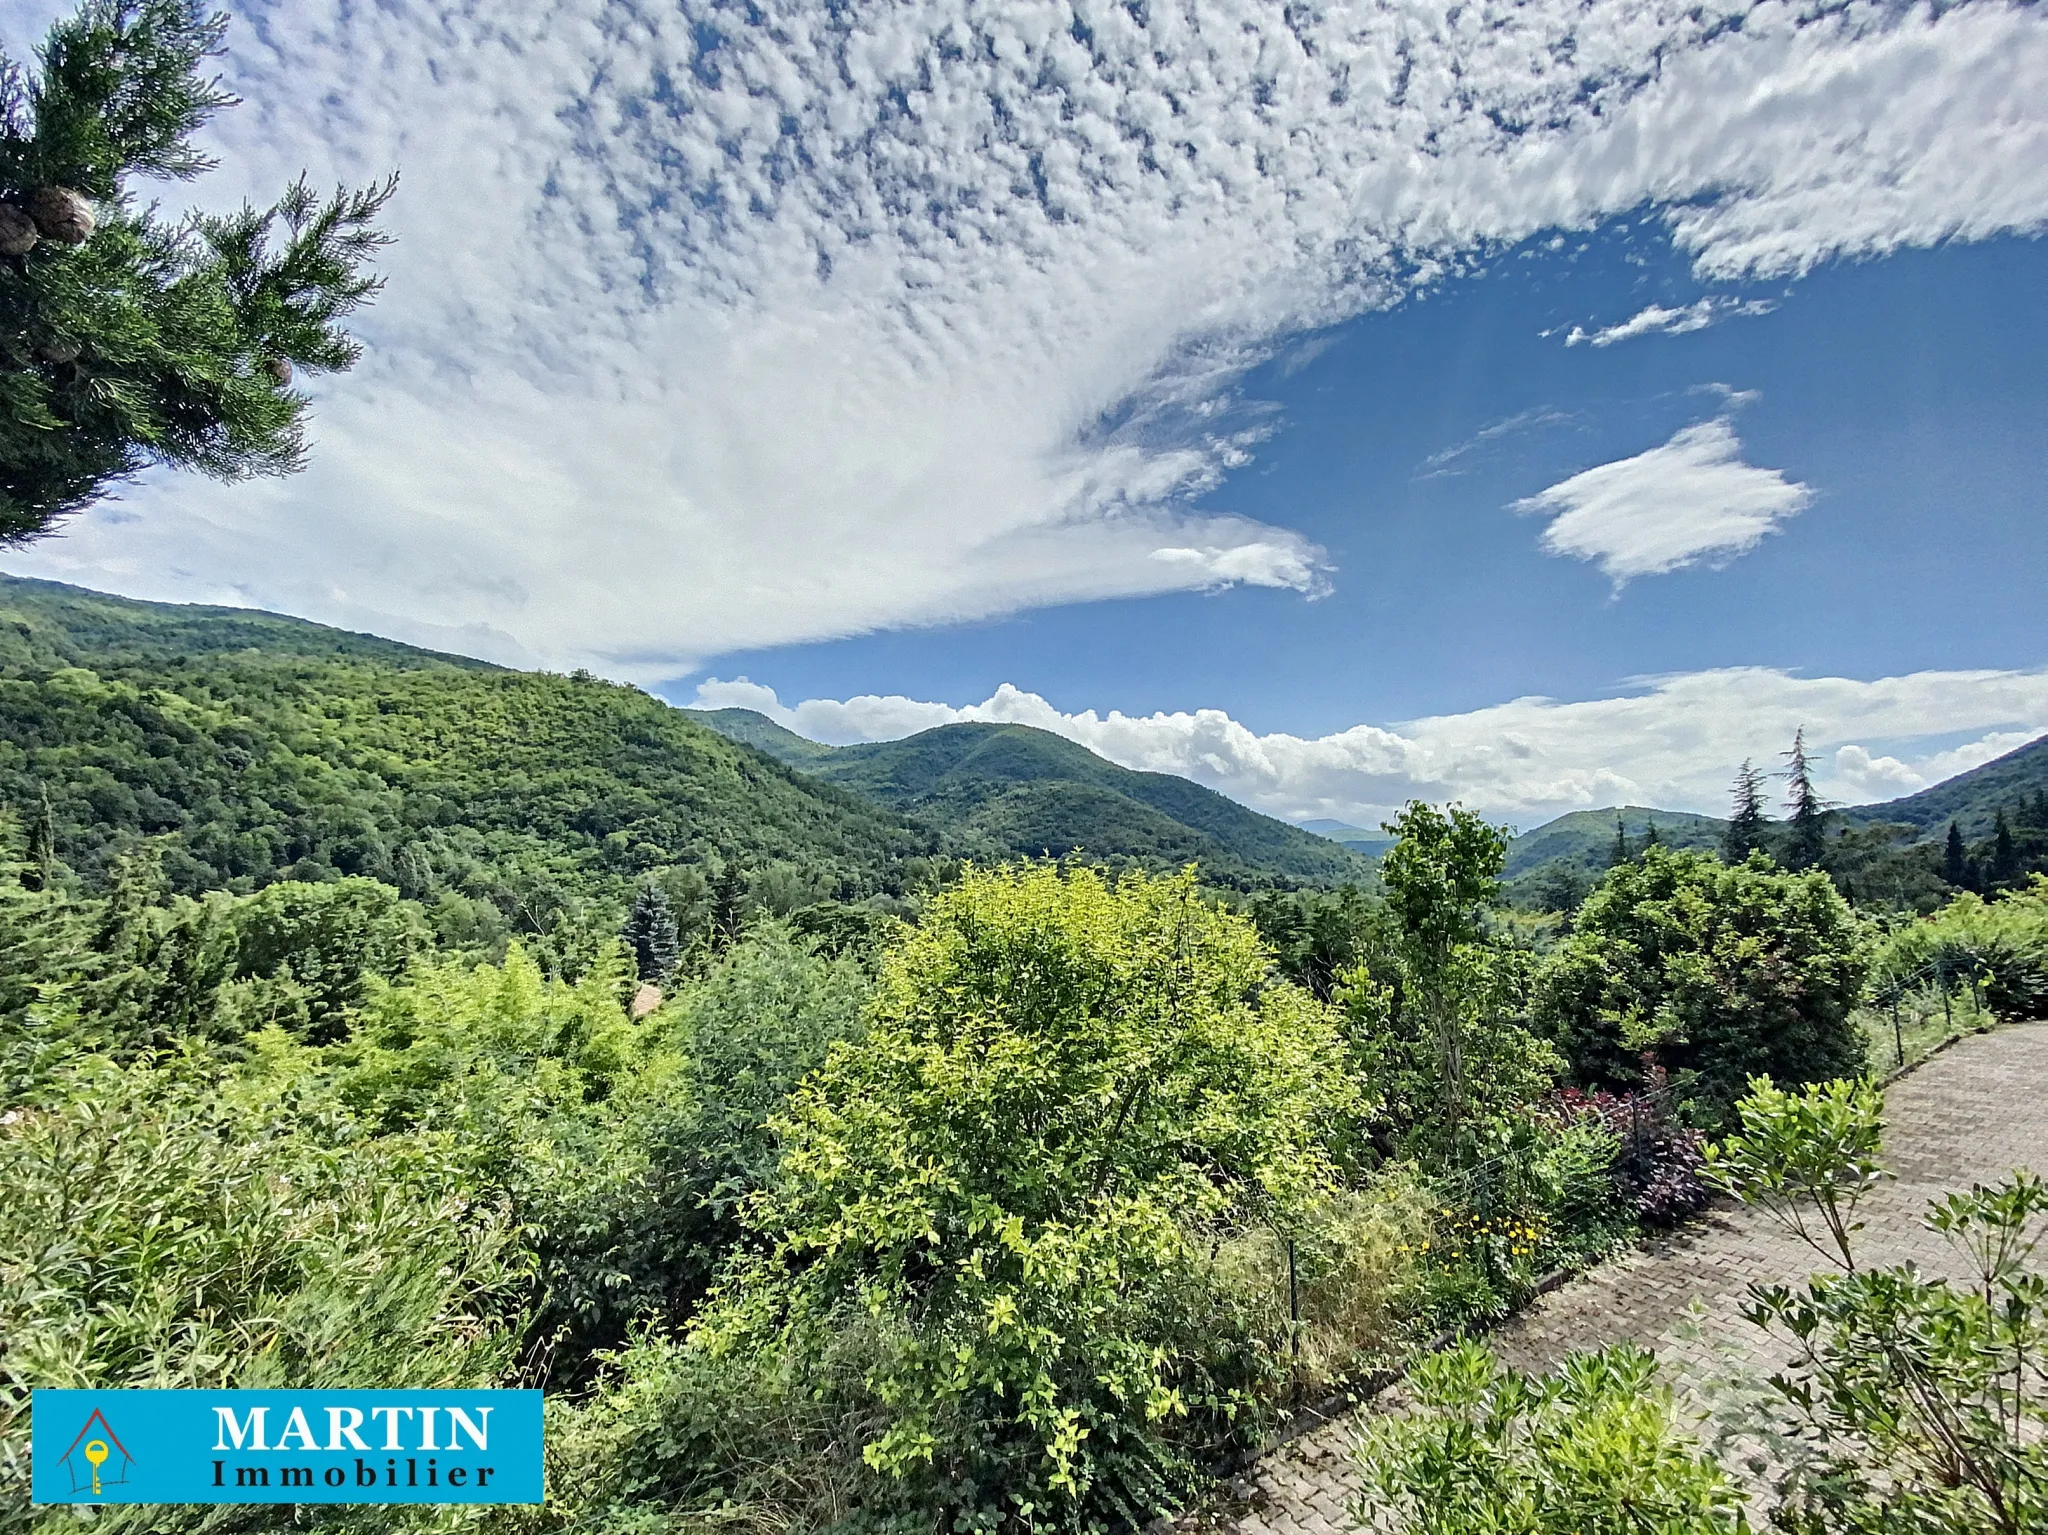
[0,575,934,898]
[1503,807,1728,876]
[691,710,1371,887]
[1502,735,2048,879]
[1839,734,2048,838]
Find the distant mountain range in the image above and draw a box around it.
[1297,818,1396,855]
[690,708,1371,888]
[1493,735,2048,881]
[700,705,2048,891]
[0,575,934,899]
[7,571,2039,902]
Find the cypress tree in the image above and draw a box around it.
[620,880,680,982]
[1723,759,1770,863]
[1944,820,1968,887]
[2,1,395,544]
[1781,728,1829,871]
[1993,809,2019,886]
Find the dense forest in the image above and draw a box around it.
[0,576,963,967]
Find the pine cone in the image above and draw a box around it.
[265,357,293,385]
[0,204,35,257]
[28,187,95,245]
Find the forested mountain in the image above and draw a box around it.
[1837,734,2048,838]
[1498,735,2048,909]
[0,576,935,916]
[0,577,1362,941]
[1503,807,1729,876]
[691,709,1371,887]
[690,706,839,765]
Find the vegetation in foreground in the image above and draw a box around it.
[13,781,1998,1533]
[8,567,2048,1529]
[1354,1077,2048,1535]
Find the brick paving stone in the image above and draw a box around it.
[1180,1024,2048,1535]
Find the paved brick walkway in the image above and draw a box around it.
[1191,1025,2048,1535]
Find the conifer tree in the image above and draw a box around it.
[1609,815,1630,867]
[2,1,395,544]
[1642,820,1661,849]
[709,860,749,952]
[620,880,680,982]
[22,785,58,892]
[1943,820,1968,888]
[1723,758,1770,863]
[1993,809,2019,886]
[1781,728,1829,871]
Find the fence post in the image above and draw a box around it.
[1939,959,1954,1035]
[1286,1236,1300,1406]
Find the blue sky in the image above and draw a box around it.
[687,228,2048,738]
[7,0,2048,827]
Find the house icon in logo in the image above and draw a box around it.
[56,1409,133,1496]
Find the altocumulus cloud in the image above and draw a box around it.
[1513,416,1814,580]
[694,668,2048,831]
[9,0,2048,674]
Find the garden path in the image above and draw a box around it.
[1182,1024,2048,1535]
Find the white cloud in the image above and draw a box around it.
[1512,418,1813,579]
[1564,297,1777,347]
[8,1,2048,672]
[695,667,2048,832]
[1419,408,1582,478]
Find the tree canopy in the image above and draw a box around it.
[1533,848,1870,1123]
[2,0,393,543]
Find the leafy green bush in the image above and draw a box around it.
[529,923,877,1376]
[1703,1076,1887,1272]
[0,1059,529,1531]
[1338,804,1561,1160]
[1532,849,1871,1124]
[1352,1339,1745,1535]
[695,865,1363,1528]
[1736,1173,2048,1535]
[1873,878,2048,1020]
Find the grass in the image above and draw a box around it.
[1858,980,1999,1075]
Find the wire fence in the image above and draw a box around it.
[1868,954,1993,1069]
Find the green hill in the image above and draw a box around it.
[1501,734,2048,881]
[689,710,1372,888]
[689,706,840,765]
[1838,734,2048,838]
[0,575,934,903]
[1503,806,1729,876]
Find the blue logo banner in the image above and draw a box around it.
[31,1390,543,1504]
